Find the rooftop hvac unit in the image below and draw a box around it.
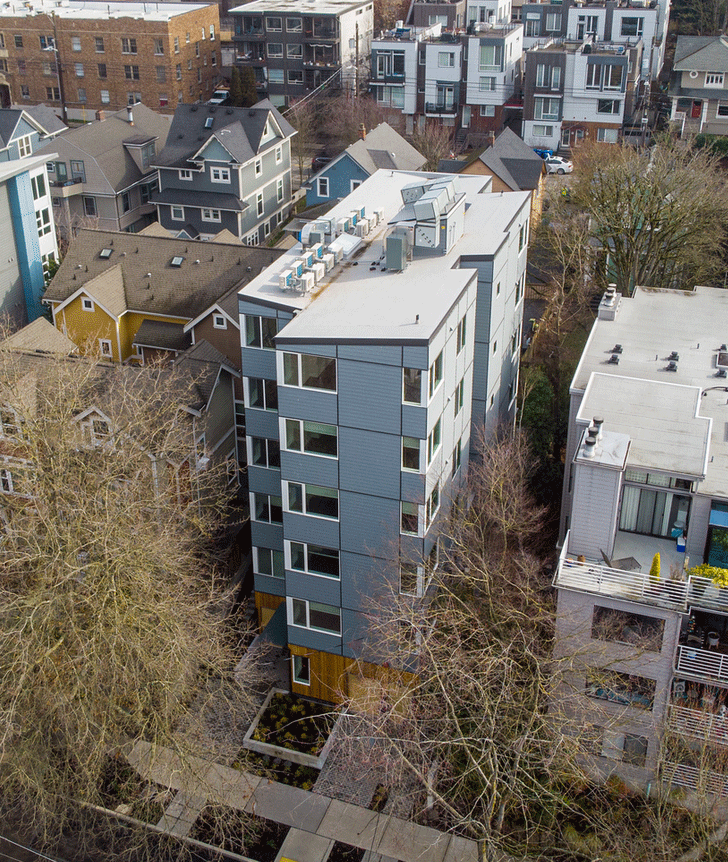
[349,211,359,227]
[336,217,350,235]
[374,208,385,225]
[309,231,324,247]
[310,242,324,259]
[302,250,314,267]
[355,220,369,238]
[328,245,344,264]
[322,252,335,271]
[357,205,366,220]
[291,259,304,278]
[308,261,326,282]
[297,271,315,293]
[279,270,293,291]
[386,230,410,272]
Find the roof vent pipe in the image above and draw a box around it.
[583,434,597,458]
[592,416,604,440]
[126,105,134,125]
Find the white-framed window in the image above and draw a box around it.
[121,37,137,54]
[620,16,643,36]
[536,63,560,90]
[264,222,271,237]
[596,127,619,143]
[545,12,561,30]
[456,315,467,353]
[399,563,424,596]
[286,16,302,30]
[275,145,282,163]
[179,169,193,180]
[210,24,215,40]
[534,97,560,121]
[452,439,462,477]
[244,314,278,349]
[252,492,282,524]
[153,38,163,55]
[72,35,82,51]
[401,501,421,536]
[533,124,553,136]
[282,352,336,391]
[99,89,110,104]
[603,64,623,91]
[267,15,282,30]
[403,367,422,404]
[269,69,284,83]
[293,655,310,685]
[479,44,502,71]
[75,62,84,77]
[717,102,728,117]
[289,598,341,635]
[30,174,45,200]
[317,176,329,198]
[287,44,302,59]
[402,436,422,472]
[285,481,339,519]
[438,51,455,67]
[426,481,440,527]
[284,419,337,458]
[83,196,96,217]
[288,70,304,84]
[256,192,264,217]
[597,99,620,114]
[213,313,227,329]
[287,541,340,578]
[248,377,278,410]
[428,350,443,399]
[170,205,184,221]
[479,76,496,91]
[201,208,221,222]
[268,42,283,57]
[254,546,284,578]
[706,72,725,87]
[99,339,113,358]
[277,178,284,202]
[211,166,230,183]
[480,105,495,117]
[427,418,442,465]
[255,157,262,176]
[249,436,280,469]
[36,207,51,236]
[455,378,465,415]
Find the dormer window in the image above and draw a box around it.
[179,169,193,181]
[211,166,230,183]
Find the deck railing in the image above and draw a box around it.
[675,645,728,683]
[667,704,728,747]
[661,760,728,796]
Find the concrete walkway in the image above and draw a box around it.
[128,741,480,862]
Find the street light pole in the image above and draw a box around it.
[47,13,68,123]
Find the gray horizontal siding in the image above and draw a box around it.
[400,470,426,504]
[342,609,370,658]
[339,427,400,498]
[241,348,277,378]
[280,450,339,487]
[337,344,403,365]
[254,574,286,596]
[338,359,402,434]
[403,345,428,368]
[282,511,340,546]
[245,408,280,438]
[251,521,284,549]
[278,387,338,424]
[286,571,342,606]
[239,299,279,317]
[401,405,427,438]
[341,551,396,611]
[287,625,343,654]
[247,465,283,495]
[339,491,399,556]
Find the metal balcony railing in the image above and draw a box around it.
[667,704,728,747]
[661,760,728,796]
[425,102,457,114]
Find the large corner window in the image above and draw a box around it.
[619,470,691,540]
[245,314,278,349]
[290,598,341,634]
[288,541,339,578]
[286,482,338,519]
[284,419,337,458]
[282,352,336,391]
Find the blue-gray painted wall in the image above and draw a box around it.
[306,154,369,207]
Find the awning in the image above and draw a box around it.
[709,506,728,529]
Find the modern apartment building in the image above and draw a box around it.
[554,285,728,796]
[371,20,523,137]
[521,0,670,80]
[0,0,221,120]
[230,0,373,108]
[152,100,295,244]
[523,37,641,150]
[238,169,530,700]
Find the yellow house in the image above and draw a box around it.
[44,228,284,364]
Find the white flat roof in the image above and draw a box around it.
[573,286,728,494]
[230,0,368,14]
[239,169,530,343]
[0,0,213,20]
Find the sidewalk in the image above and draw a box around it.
[128,740,479,862]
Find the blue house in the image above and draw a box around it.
[305,122,426,207]
[0,108,55,162]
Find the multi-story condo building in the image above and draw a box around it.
[230,0,373,108]
[371,20,523,137]
[0,0,221,120]
[408,0,513,30]
[151,100,295,245]
[554,285,728,795]
[238,169,530,700]
[669,35,728,138]
[522,37,641,150]
[521,0,669,80]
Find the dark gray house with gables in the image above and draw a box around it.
[152,99,295,245]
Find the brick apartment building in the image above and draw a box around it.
[0,0,221,120]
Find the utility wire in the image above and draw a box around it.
[0,836,64,862]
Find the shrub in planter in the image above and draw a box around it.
[688,563,728,588]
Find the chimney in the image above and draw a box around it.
[359,123,366,140]
[126,105,134,126]
[583,433,597,459]
[597,283,621,321]
[592,416,604,440]
[96,110,106,121]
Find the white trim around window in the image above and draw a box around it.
[288,597,342,635]
[82,297,94,311]
[170,205,184,221]
[201,207,221,222]
[285,540,340,579]
[283,480,339,520]
[210,166,230,183]
[98,338,113,358]
[179,169,193,180]
[213,312,227,329]
[317,176,329,198]
[281,417,338,458]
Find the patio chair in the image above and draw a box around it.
[600,549,642,573]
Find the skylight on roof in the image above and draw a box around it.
[205,117,214,129]
[171,256,184,267]
[99,248,113,259]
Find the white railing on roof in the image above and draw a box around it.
[676,645,728,684]
[667,704,728,748]
[661,761,728,797]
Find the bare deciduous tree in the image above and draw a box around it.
[409,123,454,171]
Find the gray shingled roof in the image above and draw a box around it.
[674,35,728,71]
[12,104,67,136]
[0,110,24,149]
[174,339,237,408]
[1,318,78,354]
[33,104,171,194]
[133,319,191,351]
[154,100,296,169]
[44,229,284,319]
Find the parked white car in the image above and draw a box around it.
[544,156,573,175]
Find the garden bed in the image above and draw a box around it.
[327,841,365,862]
[190,807,288,862]
[242,688,338,769]
[98,753,169,823]
[234,750,320,791]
